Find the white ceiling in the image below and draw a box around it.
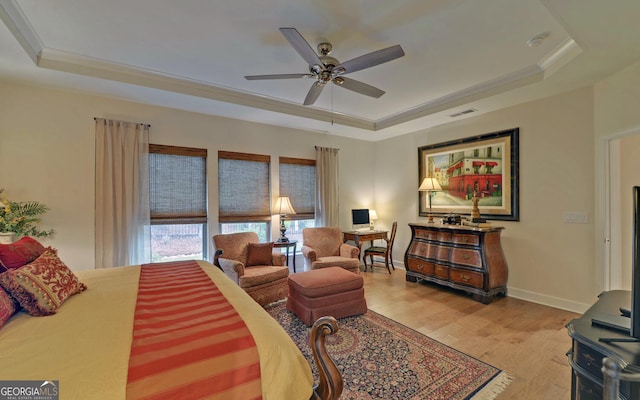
[1,0,639,141]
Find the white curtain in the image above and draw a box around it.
[314,146,340,227]
[95,118,150,268]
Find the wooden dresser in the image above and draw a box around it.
[566,290,640,400]
[403,223,508,303]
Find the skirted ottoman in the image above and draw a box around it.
[286,266,367,326]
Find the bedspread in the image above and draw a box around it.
[0,260,313,399]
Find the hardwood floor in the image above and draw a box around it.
[358,266,580,399]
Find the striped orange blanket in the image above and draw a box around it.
[126,260,262,400]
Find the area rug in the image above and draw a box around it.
[265,302,511,400]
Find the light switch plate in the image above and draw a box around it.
[563,212,588,224]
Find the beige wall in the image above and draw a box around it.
[0,80,375,270]
[375,87,596,312]
[1,78,629,313]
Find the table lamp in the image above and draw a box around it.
[419,177,441,223]
[274,196,296,242]
[369,209,378,230]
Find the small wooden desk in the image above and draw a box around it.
[273,240,297,272]
[342,230,388,262]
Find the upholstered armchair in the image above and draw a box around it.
[301,227,361,274]
[212,232,289,306]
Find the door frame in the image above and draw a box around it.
[600,124,640,292]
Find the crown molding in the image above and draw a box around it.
[37,48,375,131]
[0,0,41,63]
[2,0,581,133]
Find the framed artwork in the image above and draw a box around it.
[418,128,519,221]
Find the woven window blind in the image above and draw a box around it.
[279,157,315,220]
[149,144,207,224]
[218,151,271,222]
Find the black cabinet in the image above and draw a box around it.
[566,290,640,400]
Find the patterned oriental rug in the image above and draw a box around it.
[266,302,511,400]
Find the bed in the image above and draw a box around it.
[0,257,342,400]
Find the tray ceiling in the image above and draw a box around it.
[1,0,639,141]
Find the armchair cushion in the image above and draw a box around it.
[239,266,289,289]
[302,227,361,274]
[246,242,274,266]
[212,232,289,306]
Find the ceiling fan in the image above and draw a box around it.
[245,27,405,106]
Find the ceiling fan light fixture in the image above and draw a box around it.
[332,67,347,77]
[246,27,405,106]
[310,65,323,75]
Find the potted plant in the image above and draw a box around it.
[0,189,54,243]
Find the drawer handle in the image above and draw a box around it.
[460,237,468,243]
[583,353,595,363]
[461,274,471,282]
[462,254,471,260]
[417,264,424,270]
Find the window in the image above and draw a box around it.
[149,144,207,262]
[218,151,271,241]
[279,157,316,243]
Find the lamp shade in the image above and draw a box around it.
[369,209,378,220]
[274,196,296,215]
[419,177,442,191]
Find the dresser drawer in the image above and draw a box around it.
[435,245,450,262]
[427,243,438,259]
[450,268,484,288]
[451,233,480,246]
[437,231,452,242]
[576,374,602,400]
[406,257,434,275]
[408,241,429,257]
[415,229,438,241]
[434,264,449,279]
[450,248,483,268]
[572,340,603,381]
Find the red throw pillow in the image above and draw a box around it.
[245,242,274,266]
[0,236,46,269]
[0,247,86,316]
[0,286,19,329]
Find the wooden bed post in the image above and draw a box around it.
[309,316,343,400]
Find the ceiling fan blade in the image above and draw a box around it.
[245,73,314,80]
[303,81,325,105]
[333,45,405,75]
[334,77,385,98]
[279,27,324,67]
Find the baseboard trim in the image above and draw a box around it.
[390,261,590,314]
[502,287,591,314]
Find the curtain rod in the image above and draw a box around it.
[93,117,150,127]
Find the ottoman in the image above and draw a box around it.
[287,266,367,326]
